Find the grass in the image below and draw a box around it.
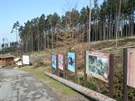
[21,66,77,96]
[20,37,135,100]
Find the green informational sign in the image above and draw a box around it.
[86,51,110,82]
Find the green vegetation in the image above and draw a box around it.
[0,47,17,54]
[33,61,49,69]
[10,0,135,52]
[20,38,135,101]
[1,0,134,100]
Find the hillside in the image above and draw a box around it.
[30,36,135,68]
[29,36,135,101]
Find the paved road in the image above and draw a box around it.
[0,69,59,101]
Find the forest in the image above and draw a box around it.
[11,0,135,52]
[0,0,134,100]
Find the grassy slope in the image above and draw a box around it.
[23,36,135,100]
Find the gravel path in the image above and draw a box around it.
[0,69,59,101]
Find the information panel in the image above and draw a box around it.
[22,55,30,65]
[58,54,64,70]
[68,52,75,72]
[52,54,57,69]
[86,51,110,82]
[127,48,135,88]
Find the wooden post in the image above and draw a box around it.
[123,48,128,101]
[66,52,69,80]
[63,55,66,79]
[84,51,87,87]
[74,52,78,83]
[51,54,53,74]
[56,54,59,76]
[109,54,114,98]
[45,72,116,101]
[65,54,68,79]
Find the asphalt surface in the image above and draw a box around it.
[0,69,59,101]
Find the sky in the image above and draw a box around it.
[0,0,103,45]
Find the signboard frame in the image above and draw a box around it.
[51,54,58,75]
[127,48,135,88]
[85,51,110,82]
[67,52,76,72]
[58,54,64,71]
[22,55,30,65]
[57,54,66,78]
[67,51,77,83]
[123,47,135,101]
[84,51,114,98]
[51,54,57,69]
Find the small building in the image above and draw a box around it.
[0,54,15,68]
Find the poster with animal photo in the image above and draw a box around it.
[52,54,57,69]
[58,54,64,70]
[68,52,76,72]
[86,51,110,82]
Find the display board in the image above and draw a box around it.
[67,52,76,72]
[58,54,64,70]
[52,54,57,69]
[86,51,110,82]
[127,48,135,88]
[22,55,30,65]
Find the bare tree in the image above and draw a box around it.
[89,0,92,43]
[115,0,121,48]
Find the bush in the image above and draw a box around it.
[33,61,49,68]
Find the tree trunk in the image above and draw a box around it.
[130,6,134,36]
[103,20,106,40]
[115,0,121,48]
[109,14,112,39]
[44,30,46,49]
[37,25,40,51]
[88,0,92,43]
[51,29,54,49]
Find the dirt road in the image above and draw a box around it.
[0,69,59,101]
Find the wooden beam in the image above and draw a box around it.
[44,72,116,101]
